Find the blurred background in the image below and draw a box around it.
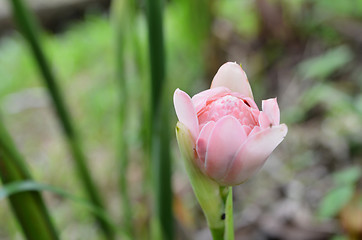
[0,0,361,239]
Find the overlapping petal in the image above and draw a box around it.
[262,98,280,125]
[258,111,272,129]
[222,124,288,185]
[205,116,247,181]
[196,121,215,168]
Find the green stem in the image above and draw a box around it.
[0,117,59,240]
[224,187,234,240]
[210,227,225,240]
[8,1,114,239]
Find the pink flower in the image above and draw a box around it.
[174,62,288,186]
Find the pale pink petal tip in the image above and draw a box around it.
[173,89,199,140]
[223,124,288,185]
[205,115,247,181]
[262,98,280,125]
[211,62,253,99]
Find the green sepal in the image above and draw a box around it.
[176,122,225,238]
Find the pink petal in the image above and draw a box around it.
[251,108,261,123]
[262,98,280,125]
[242,125,252,135]
[192,87,230,113]
[205,115,247,181]
[211,62,253,99]
[248,126,261,137]
[258,111,272,129]
[223,124,288,185]
[196,121,216,169]
[173,89,199,140]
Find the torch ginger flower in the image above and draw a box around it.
[174,62,288,186]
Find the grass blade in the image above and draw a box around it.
[0,117,59,240]
[146,0,165,111]
[111,0,137,238]
[145,0,173,239]
[0,180,116,230]
[8,1,115,238]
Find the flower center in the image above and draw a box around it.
[197,94,258,130]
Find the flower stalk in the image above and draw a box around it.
[224,187,234,240]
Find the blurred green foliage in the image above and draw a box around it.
[0,15,117,240]
[298,46,352,80]
[318,167,361,219]
[0,0,362,239]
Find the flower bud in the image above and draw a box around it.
[174,62,288,186]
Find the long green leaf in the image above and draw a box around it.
[145,0,173,239]
[111,0,137,238]
[0,117,59,240]
[8,1,115,239]
[0,180,115,229]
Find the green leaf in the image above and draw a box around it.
[298,45,352,80]
[333,167,361,186]
[330,235,348,240]
[318,185,354,219]
[0,115,59,240]
[0,180,115,231]
[111,0,137,238]
[146,1,173,239]
[9,0,114,238]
